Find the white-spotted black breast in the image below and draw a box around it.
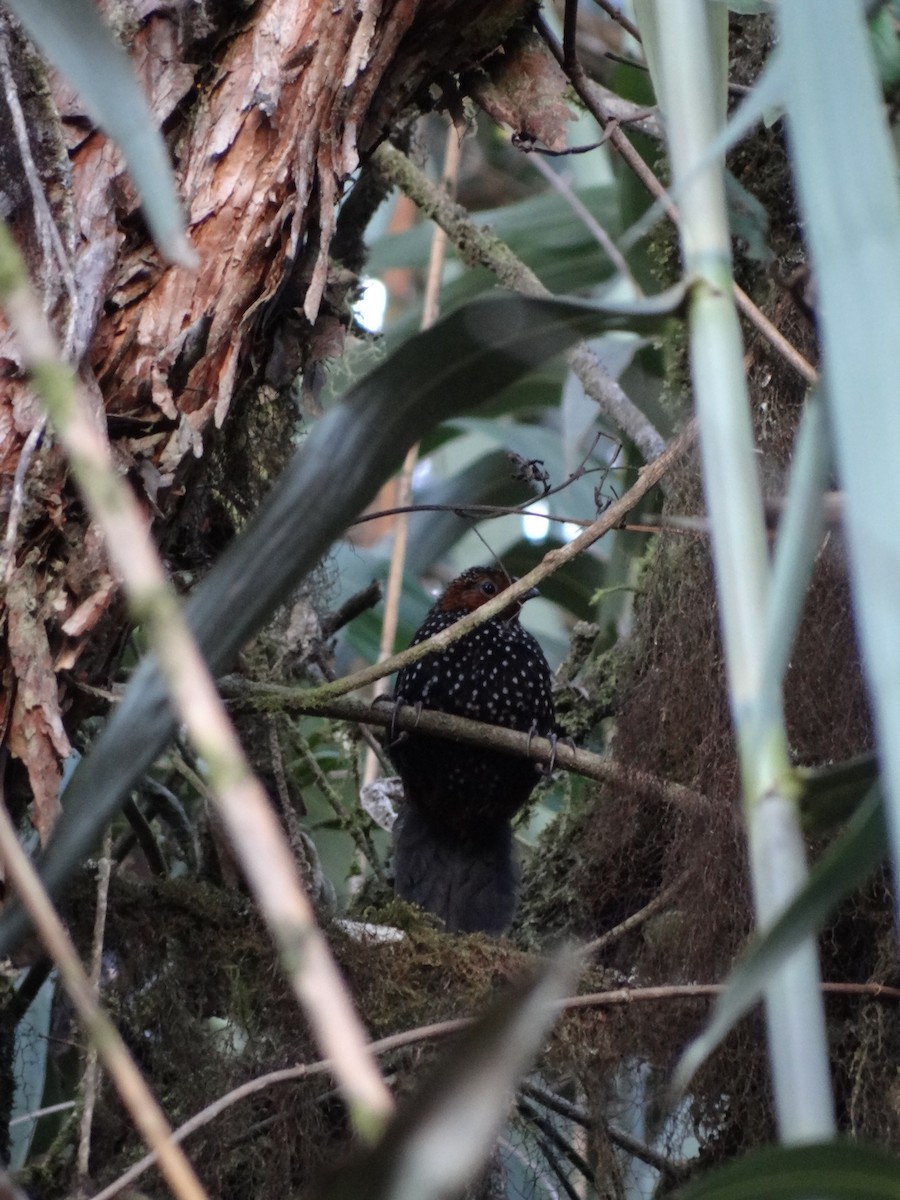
[390,566,556,933]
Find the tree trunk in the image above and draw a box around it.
[0,0,528,839]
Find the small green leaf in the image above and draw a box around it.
[798,752,879,835]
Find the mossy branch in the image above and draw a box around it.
[220,681,712,817]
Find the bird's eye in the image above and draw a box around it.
[481,579,497,596]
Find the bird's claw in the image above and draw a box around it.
[373,693,402,744]
[548,732,559,774]
[529,728,573,775]
[378,696,425,743]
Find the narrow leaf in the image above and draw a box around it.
[673,787,885,1093]
[5,0,192,264]
[799,752,879,835]
[778,3,900,928]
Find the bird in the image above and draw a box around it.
[389,565,555,935]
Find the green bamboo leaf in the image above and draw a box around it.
[761,395,830,697]
[674,1141,900,1200]
[5,0,192,264]
[368,185,623,274]
[0,284,687,955]
[798,752,879,836]
[777,2,900,929]
[673,787,885,1094]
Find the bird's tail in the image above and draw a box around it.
[392,805,519,935]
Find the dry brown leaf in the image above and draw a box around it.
[60,575,117,639]
[470,28,575,151]
[6,568,73,842]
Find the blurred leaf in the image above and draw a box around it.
[373,183,643,346]
[673,1140,900,1200]
[869,6,900,89]
[0,284,687,955]
[798,752,880,836]
[6,0,191,264]
[761,394,830,702]
[725,171,773,265]
[9,971,55,1170]
[318,950,577,1200]
[778,4,900,925]
[673,787,885,1094]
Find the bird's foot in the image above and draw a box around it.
[373,693,401,743]
[529,727,575,775]
[377,695,425,743]
[525,723,553,769]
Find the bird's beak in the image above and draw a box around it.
[521,585,540,602]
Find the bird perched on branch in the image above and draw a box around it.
[389,565,555,935]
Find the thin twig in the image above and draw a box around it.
[77,830,113,1183]
[526,144,641,291]
[351,431,624,530]
[583,872,691,955]
[527,1130,583,1200]
[605,1121,688,1180]
[521,1081,689,1181]
[518,1096,595,1183]
[87,978,900,1200]
[0,799,208,1200]
[9,1100,77,1128]
[266,714,294,813]
[321,581,383,637]
[310,649,396,777]
[534,14,819,387]
[372,142,668,462]
[350,502,592,529]
[2,418,45,584]
[592,0,641,43]
[295,729,385,882]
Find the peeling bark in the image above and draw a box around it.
[0,0,529,832]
